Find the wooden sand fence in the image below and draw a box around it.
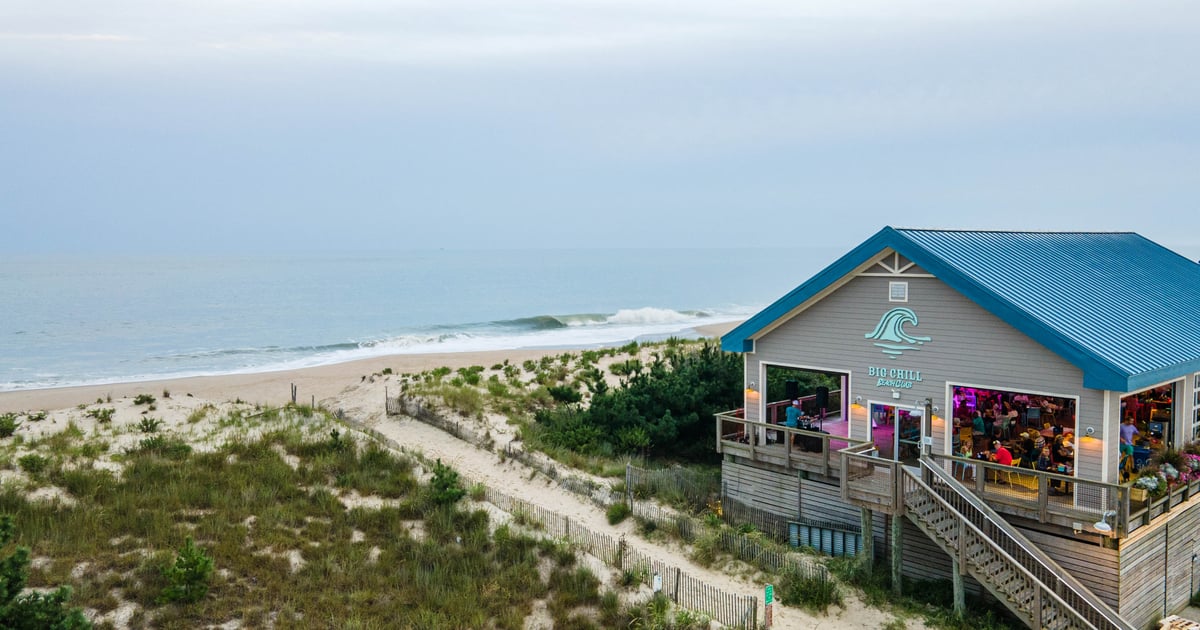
[625,464,720,512]
[352,409,759,628]
[630,499,829,583]
[483,488,758,629]
[719,495,793,543]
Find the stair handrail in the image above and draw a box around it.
[913,458,1134,630]
[904,468,1098,630]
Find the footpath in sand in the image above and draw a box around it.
[0,329,926,630]
[349,394,918,630]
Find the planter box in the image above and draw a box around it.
[1131,487,1148,502]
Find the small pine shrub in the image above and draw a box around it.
[133,393,156,406]
[0,516,90,627]
[429,459,465,505]
[160,537,214,604]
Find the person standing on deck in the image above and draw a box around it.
[785,400,801,428]
[1120,415,1140,456]
[785,400,803,447]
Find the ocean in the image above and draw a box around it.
[1,247,841,391]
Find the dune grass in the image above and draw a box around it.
[0,409,562,628]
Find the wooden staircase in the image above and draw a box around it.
[902,459,1134,630]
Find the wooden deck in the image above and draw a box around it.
[716,412,866,480]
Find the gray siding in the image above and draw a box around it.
[745,271,1116,482]
[722,460,888,557]
[1118,503,1200,629]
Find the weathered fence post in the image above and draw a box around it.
[891,514,902,596]
[860,507,874,569]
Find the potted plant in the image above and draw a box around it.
[1132,466,1166,502]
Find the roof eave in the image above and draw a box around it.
[721,227,901,354]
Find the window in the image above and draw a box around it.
[889,281,908,302]
[1193,373,1200,440]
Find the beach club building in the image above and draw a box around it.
[715,228,1200,629]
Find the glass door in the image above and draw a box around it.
[870,403,920,463]
[896,407,921,464]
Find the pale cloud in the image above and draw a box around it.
[1,0,1197,254]
[0,32,134,42]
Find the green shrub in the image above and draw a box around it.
[429,459,465,505]
[160,537,214,604]
[779,566,842,613]
[138,417,163,433]
[606,502,631,525]
[133,393,156,406]
[546,385,582,404]
[26,411,47,423]
[0,516,90,628]
[0,414,18,438]
[86,408,115,423]
[17,454,50,475]
[131,435,192,459]
[690,529,720,567]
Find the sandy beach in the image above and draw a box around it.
[0,318,928,629]
[0,322,743,415]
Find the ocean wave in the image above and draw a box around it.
[486,308,703,331]
[0,305,753,392]
[604,307,708,326]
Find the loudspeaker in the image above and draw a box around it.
[785,380,799,401]
[815,386,829,410]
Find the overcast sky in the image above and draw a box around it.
[3,1,1198,256]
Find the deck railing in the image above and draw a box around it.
[840,441,904,515]
[762,389,842,424]
[928,453,1132,537]
[715,410,867,478]
[907,459,1134,630]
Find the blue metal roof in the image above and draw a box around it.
[722,227,1200,392]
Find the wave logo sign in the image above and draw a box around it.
[864,307,931,359]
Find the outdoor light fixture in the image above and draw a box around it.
[1086,427,1096,436]
[892,390,900,399]
[745,381,758,397]
[1093,510,1117,533]
[854,396,863,404]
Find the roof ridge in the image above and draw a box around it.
[892,227,1138,235]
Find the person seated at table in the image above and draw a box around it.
[987,441,1014,484]
[989,440,1013,466]
[1052,434,1071,465]
[1059,433,1075,463]
[1035,445,1054,472]
[984,408,1001,440]
[972,410,985,437]
[1017,431,1037,468]
[957,441,975,481]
